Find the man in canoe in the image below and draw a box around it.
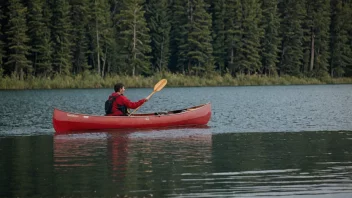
[105,83,147,116]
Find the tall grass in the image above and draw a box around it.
[0,71,351,90]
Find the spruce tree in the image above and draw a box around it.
[116,0,151,76]
[240,0,263,74]
[70,0,90,75]
[169,0,188,73]
[260,0,281,76]
[51,0,72,75]
[28,0,52,77]
[90,0,113,77]
[212,0,226,74]
[349,1,352,76]
[223,0,242,75]
[303,0,330,77]
[5,0,31,80]
[278,0,305,76]
[0,4,4,67]
[330,0,352,77]
[106,0,122,74]
[183,0,213,75]
[146,0,171,73]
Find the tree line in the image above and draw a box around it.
[0,0,351,81]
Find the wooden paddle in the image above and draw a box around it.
[129,79,167,116]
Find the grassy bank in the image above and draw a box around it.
[1,72,352,90]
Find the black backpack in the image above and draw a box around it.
[105,96,117,115]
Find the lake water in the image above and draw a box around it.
[0,84,352,197]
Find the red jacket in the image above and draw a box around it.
[107,92,146,116]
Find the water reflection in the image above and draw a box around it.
[1,131,352,197]
[53,128,212,197]
[54,133,109,167]
[108,134,129,182]
[52,131,352,197]
[205,131,352,198]
[54,132,131,186]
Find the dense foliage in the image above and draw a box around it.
[0,0,351,80]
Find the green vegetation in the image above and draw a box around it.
[0,0,351,89]
[1,71,351,90]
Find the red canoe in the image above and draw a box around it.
[53,103,211,134]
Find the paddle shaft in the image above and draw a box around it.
[129,79,167,116]
[129,91,155,115]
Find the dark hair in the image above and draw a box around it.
[114,83,124,92]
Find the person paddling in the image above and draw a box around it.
[105,83,147,116]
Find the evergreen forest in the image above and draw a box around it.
[0,0,351,86]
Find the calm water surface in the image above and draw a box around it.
[0,84,352,197]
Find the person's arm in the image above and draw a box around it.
[121,96,146,109]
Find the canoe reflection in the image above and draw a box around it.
[108,134,129,182]
[53,127,212,184]
[54,124,210,135]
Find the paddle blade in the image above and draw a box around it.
[154,79,167,92]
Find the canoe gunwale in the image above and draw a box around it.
[55,102,210,118]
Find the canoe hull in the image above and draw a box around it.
[53,103,211,134]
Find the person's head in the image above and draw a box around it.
[114,83,125,94]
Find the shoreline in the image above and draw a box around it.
[1,73,351,90]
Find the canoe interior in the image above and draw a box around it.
[128,103,206,117]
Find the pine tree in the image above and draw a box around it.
[70,0,90,75]
[183,0,213,75]
[169,0,188,73]
[303,0,330,77]
[116,0,151,76]
[5,0,31,80]
[260,0,281,76]
[51,0,72,75]
[28,0,53,77]
[330,0,352,77]
[240,0,263,74]
[212,0,226,74]
[146,0,171,73]
[278,0,305,76]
